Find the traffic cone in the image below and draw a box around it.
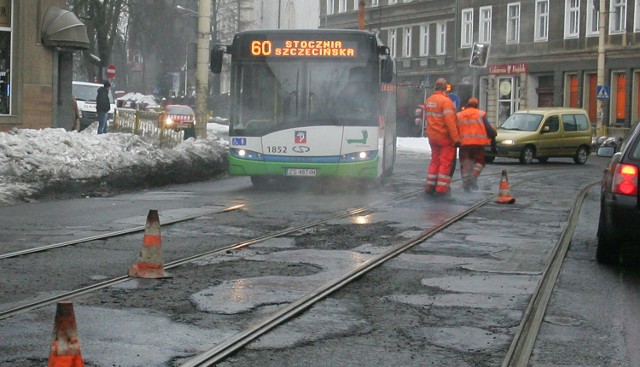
[128,209,171,278]
[496,170,516,204]
[48,301,84,367]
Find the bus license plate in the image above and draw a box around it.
[286,168,317,177]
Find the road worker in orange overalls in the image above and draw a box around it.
[423,78,461,197]
[456,97,496,191]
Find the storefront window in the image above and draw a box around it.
[498,77,519,125]
[0,0,11,115]
[614,72,626,123]
[568,74,578,107]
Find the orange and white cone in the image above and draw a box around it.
[48,301,84,367]
[496,170,516,204]
[128,209,171,278]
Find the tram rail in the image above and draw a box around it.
[0,165,600,366]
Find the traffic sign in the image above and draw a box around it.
[596,85,609,100]
[106,64,116,78]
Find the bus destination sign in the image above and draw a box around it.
[250,39,358,58]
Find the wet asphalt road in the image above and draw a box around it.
[0,152,638,366]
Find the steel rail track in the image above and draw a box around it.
[0,206,370,321]
[501,181,599,367]
[0,164,561,261]
[0,166,581,322]
[0,204,246,260]
[181,192,498,366]
[181,179,599,367]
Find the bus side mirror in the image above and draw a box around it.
[377,46,394,84]
[381,57,394,83]
[210,46,226,74]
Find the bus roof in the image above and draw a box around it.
[233,29,377,37]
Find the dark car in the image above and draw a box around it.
[596,123,640,264]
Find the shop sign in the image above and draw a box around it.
[489,63,528,75]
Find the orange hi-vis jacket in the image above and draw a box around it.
[424,91,460,145]
[456,107,492,146]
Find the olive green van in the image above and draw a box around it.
[484,107,593,164]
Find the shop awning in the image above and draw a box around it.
[41,6,90,50]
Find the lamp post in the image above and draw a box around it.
[177,6,197,98]
[195,0,211,139]
[596,0,606,137]
[176,3,211,139]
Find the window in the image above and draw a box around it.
[535,0,549,41]
[403,27,412,58]
[420,24,430,56]
[389,28,397,58]
[436,22,446,55]
[339,0,346,13]
[131,51,142,63]
[479,6,492,43]
[587,0,600,36]
[327,0,334,15]
[563,115,578,131]
[0,1,11,115]
[564,0,580,39]
[371,0,378,6]
[562,114,589,131]
[285,2,296,28]
[544,116,560,132]
[461,8,473,48]
[635,0,640,31]
[389,0,397,4]
[610,0,627,33]
[498,77,520,124]
[575,114,589,130]
[506,3,521,44]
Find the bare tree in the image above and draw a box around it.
[68,0,128,82]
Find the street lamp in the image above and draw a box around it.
[175,3,212,139]
[176,6,197,98]
[183,42,197,97]
[176,5,198,16]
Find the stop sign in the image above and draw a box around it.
[106,64,116,78]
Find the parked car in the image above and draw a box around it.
[158,104,196,130]
[484,107,593,164]
[596,122,640,264]
[72,81,116,131]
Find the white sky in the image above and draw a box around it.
[0,123,430,206]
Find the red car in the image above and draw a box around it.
[159,104,195,130]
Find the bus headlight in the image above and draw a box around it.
[230,148,263,161]
[339,150,377,162]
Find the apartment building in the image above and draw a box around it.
[0,0,88,132]
[321,0,640,134]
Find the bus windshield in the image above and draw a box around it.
[231,60,378,136]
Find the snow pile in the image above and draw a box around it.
[116,92,161,109]
[0,127,228,206]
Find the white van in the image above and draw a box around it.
[72,81,116,131]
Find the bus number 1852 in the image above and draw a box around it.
[267,146,287,153]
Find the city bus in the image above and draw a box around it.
[210,29,396,187]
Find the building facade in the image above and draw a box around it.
[321,0,640,136]
[0,0,88,133]
[122,0,321,109]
